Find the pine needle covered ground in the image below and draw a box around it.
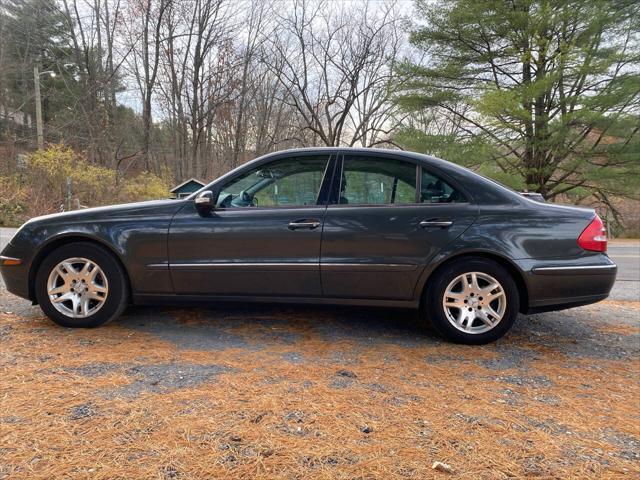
[1,291,638,479]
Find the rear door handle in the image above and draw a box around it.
[288,219,321,230]
[420,220,453,228]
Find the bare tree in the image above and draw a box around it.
[228,0,269,168]
[263,0,404,147]
[2,0,408,182]
[123,0,171,171]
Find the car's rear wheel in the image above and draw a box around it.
[420,257,519,344]
[35,242,128,328]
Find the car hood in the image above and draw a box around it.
[24,199,184,226]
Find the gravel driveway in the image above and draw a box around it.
[0,237,638,478]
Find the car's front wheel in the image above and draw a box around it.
[35,242,129,328]
[420,257,520,344]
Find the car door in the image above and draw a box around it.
[168,153,335,297]
[320,153,478,300]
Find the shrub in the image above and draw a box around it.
[0,145,172,226]
[28,144,116,211]
[121,170,171,203]
[0,175,28,227]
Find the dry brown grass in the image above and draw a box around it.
[1,306,639,479]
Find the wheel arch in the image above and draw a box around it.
[417,251,529,314]
[28,234,132,303]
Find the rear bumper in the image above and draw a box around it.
[520,256,617,313]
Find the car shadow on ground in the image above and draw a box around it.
[108,300,639,364]
[117,303,435,350]
[3,285,638,362]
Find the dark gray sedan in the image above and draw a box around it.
[0,148,616,344]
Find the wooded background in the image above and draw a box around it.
[0,0,638,233]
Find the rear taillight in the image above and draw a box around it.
[578,214,607,252]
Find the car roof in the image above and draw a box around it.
[258,146,455,170]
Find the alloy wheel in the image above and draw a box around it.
[442,271,507,334]
[46,257,109,318]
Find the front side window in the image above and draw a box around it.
[339,156,417,205]
[217,155,330,208]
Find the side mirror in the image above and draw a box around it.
[195,190,217,216]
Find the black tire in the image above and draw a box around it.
[35,242,129,328]
[419,257,520,344]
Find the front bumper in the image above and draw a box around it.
[0,262,30,300]
[0,240,32,300]
[519,255,617,313]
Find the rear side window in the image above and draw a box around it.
[420,170,467,203]
[338,156,417,205]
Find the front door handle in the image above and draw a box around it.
[288,220,321,230]
[420,220,453,228]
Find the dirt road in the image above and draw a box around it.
[0,232,638,478]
